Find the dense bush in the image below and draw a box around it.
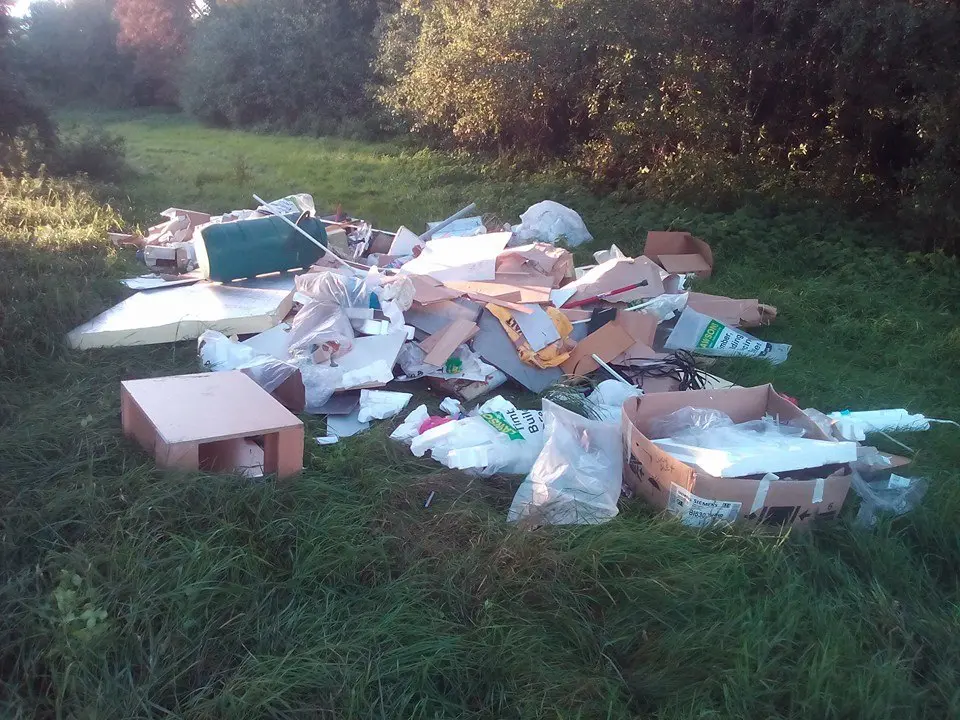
[181,0,385,135]
[0,0,54,168]
[17,0,137,107]
[378,0,960,252]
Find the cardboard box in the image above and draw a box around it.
[622,385,851,529]
[643,231,714,278]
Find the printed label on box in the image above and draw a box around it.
[667,483,742,527]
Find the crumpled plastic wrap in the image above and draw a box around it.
[512,201,593,247]
[288,271,373,360]
[508,399,622,525]
[198,330,297,393]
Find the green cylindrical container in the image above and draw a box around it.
[197,212,328,282]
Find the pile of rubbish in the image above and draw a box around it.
[82,193,952,530]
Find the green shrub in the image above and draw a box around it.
[377,0,960,252]
[181,0,384,135]
[49,127,127,182]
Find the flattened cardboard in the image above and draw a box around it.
[408,274,464,305]
[496,242,573,286]
[612,311,661,363]
[560,322,634,376]
[621,385,851,528]
[643,231,714,278]
[553,257,665,307]
[687,292,776,328]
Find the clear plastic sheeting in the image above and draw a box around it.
[508,400,622,525]
[287,298,355,359]
[197,330,298,393]
[850,468,928,527]
[288,270,398,361]
[649,406,737,439]
[512,201,593,247]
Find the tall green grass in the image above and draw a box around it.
[0,111,958,718]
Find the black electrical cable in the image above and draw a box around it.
[611,350,718,391]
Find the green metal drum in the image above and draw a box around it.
[197,212,328,282]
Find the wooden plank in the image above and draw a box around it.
[467,293,534,314]
[443,281,522,301]
[423,319,478,367]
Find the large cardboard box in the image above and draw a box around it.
[622,385,851,528]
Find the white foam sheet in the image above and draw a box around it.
[67,283,294,349]
[400,232,511,282]
[652,436,857,478]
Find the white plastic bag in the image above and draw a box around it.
[410,396,545,476]
[390,404,431,444]
[586,379,643,422]
[666,307,791,364]
[295,359,343,413]
[513,201,592,247]
[508,400,622,525]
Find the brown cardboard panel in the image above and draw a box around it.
[409,274,464,304]
[612,311,661,362]
[687,292,777,328]
[560,322,634,375]
[560,257,666,306]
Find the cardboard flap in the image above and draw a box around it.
[659,253,712,275]
[643,231,713,277]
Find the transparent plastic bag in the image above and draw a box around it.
[295,359,344,413]
[287,299,355,359]
[649,406,736,439]
[508,399,622,525]
[513,201,592,247]
[295,270,370,308]
[198,330,297,393]
[850,467,928,528]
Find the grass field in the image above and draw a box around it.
[1,109,958,718]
